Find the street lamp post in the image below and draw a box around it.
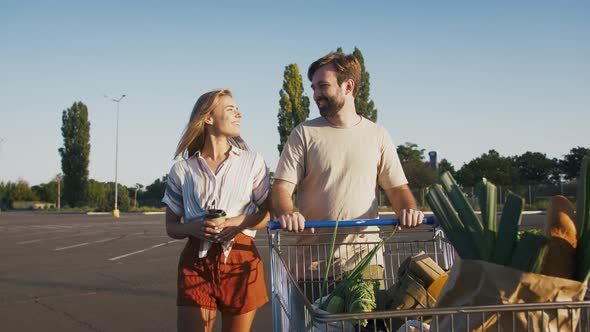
[0,138,3,213]
[57,173,62,210]
[106,94,126,218]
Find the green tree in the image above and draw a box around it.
[397,142,425,164]
[141,175,168,207]
[456,150,518,187]
[560,146,590,180]
[12,180,38,201]
[106,183,130,211]
[549,158,563,184]
[337,47,378,122]
[0,181,16,208]
[513,152,555,184]
[86,180,130,211]
[438,159,457,178]
[402,161,437,204]
[352,47,377,122]
[277,64,310,154]
[58,102,91,206]
[87,179,109,210]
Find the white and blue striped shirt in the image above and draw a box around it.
[162,145,270,238]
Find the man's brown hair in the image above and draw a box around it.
[307,52,362,97]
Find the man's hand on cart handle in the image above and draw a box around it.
[277,212,314,233]
[267,216,436,230]
[398,207,424,230]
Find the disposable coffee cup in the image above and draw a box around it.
[205,209,226,226]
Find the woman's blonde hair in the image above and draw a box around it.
[174,89,246,159]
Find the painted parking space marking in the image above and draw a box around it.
[53,236,122,251]
[54,242,90,251]
[16,231,105,245]
[108,240,181,261]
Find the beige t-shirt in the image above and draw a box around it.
[275,116,408,277]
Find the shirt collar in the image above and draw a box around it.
[192,144,242,158]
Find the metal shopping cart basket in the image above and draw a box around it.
[266,218,590,332]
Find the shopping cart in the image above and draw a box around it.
[266,218,590,332]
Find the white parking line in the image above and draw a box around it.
[108,240,181,261]
[54,242,90,251]
[17,231,105,245]
[93,236,121,244]
[53,236,122,251]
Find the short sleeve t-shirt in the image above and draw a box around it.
[274,116,408,276]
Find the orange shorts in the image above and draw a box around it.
[177,233,268,314]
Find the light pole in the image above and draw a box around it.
[57,173,62,210]
[0,138,3,212]
[105,94,126,218]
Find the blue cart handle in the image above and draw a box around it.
[267,216,436,230]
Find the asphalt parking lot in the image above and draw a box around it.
[0,211,545,331]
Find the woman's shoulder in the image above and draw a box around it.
[235,148,265,162]
[168,157,194,175]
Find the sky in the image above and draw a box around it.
[1,0,589,187]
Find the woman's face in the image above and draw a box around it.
[207,95,242,138]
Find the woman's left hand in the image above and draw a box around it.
[214,217,245,242]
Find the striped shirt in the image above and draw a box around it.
[162,145,270,238]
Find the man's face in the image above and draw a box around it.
[311,64,346,117]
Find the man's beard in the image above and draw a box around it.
[317,95,345,117]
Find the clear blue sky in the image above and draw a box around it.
[1,0,588,187]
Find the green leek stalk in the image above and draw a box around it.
[440,172,485,258]
[425,184,479,260]
[475,178,497,261]
[576,156,590,282]
[492,192,524,265]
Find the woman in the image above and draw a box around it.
[162,89,270,332]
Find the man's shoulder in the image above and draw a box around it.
[360,116,385,130]
[286,117,329,139]
[297,116,328,128]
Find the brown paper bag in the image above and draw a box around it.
[435,259,587,332]
[407,251,446,287]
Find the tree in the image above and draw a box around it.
[560,146,590,180]
[86,180,130,211]
[397,142,425,164]
[352,47,377,122]
[402,161,437,192]
[277,64,310,154]
[87,179,109,210]
[58,102,91,206]
[456,150,518,187]
[438,159,457,178]
[513,152,555,184]
[0,181,16,208]
[106,183,130,211]
[12,180,38,201]
[140,175,168,207]
[337,47,378,122]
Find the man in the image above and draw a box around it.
[272,51,423,286]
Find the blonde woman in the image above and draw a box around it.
[163,89,270,332]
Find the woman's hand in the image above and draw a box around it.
[191,218,222,242]
[215,217,245,242]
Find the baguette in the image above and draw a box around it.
[541,195,577,279]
